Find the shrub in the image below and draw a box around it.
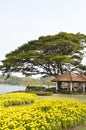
[77,88,83,93]
[25,86,45,91]
[0,92,37,107]
[35,91,53,96]
[60,89,70,94]
[46,87,56,93]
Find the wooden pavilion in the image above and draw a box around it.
[52,71,86,93]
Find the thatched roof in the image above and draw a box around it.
[52,71,86,82]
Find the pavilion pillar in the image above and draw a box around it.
[82,84,85,94]
[70,82,72,93]
[56,82,58,91]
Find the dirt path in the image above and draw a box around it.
[66,124,86,130]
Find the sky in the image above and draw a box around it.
[0,0,86,76]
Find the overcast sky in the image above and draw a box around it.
[0,0,86,62]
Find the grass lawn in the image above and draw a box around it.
[37,94,86,130]
[37,93,86,104]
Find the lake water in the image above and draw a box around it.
[0,85,25,94]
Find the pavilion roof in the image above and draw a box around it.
[52,71,86,82]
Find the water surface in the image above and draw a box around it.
[0,85,25,94]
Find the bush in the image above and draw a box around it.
[46,87,72,94]
[60,89,70,94]
[0,92,37,107]
[46,87,56,93]
[35,91,53,96]
[25,86,45,91]
[77,88,83,93]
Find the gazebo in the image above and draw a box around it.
[52,71,86,93]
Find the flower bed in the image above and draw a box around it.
[0,92,36,107]
[0,98,86,130]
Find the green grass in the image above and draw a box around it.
[37,94,86,104]
[79,128,86,130]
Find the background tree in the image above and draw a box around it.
[0,32,86,90]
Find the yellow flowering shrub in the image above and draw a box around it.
[0,99,86,130]
[0,92,37,107]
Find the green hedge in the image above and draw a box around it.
[46,87,56,93]
[35,91,53,96]
[25,86,45,91]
